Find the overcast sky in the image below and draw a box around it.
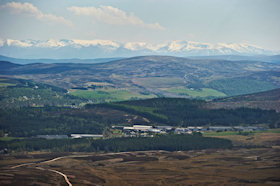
[0,0,279,50]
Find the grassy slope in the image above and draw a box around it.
[202,129,280,147]
[69,88,156,103]
[163,87,226,98]
[207,77,277,96]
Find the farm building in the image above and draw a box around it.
[71,134,103,139]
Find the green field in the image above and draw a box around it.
[0,82,16,87]
[164,87,226,98]
[69,88,156,103]
[203,129,280,137]
[0,137,24,141]
[203,131,250,137]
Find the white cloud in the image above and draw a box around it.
[68,5,164,30]
[0,2,72,26]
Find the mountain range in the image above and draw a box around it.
[0,38,278,59]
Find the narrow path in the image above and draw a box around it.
[35,166,72,186]
[49,169,72,186]
[42,156,66,164]
[11,162,35,169]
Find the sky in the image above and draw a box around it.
[0,0,280,51]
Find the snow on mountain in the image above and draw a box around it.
[0,38,276,58]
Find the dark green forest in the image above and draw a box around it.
[1,98,279,137]
[0,135,232,152]
[0,107,104,137]
[90,135,232,152]
[94,98,280,127]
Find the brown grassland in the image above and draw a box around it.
[0,131,280,186]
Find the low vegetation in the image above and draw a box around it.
[69,88,155,103]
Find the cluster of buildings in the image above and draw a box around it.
[35,125,266,139]
[36,134,103,140]
[112,125,172,137]
[112,125,266,136]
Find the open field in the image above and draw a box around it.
[0,137,24,142]
[69,88,156,103]
[162,87,226,98]
[0,148,279,185]
[0,82,16,87]
[203,129,280,147]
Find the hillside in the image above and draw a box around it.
[0,77,85,108]
[1,56,279,101]
[1,98,279,137]
[207,88,280,112]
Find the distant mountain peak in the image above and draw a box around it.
[0,38,277,59]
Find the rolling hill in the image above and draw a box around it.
[207,88,280,112]
[0,77,85,108]
[0,56,279,101]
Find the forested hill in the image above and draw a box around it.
[207,88,280,112]
[0,77,85,108]
[91,98,279,128]
[214,88,280,102]
[1,98,279,137]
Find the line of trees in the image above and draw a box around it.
[91,135,232,152]
[0,135,232,152]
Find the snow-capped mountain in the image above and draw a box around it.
[0,38,276,59]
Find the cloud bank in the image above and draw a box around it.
[68,5,164,30]
[0,2,72,26]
